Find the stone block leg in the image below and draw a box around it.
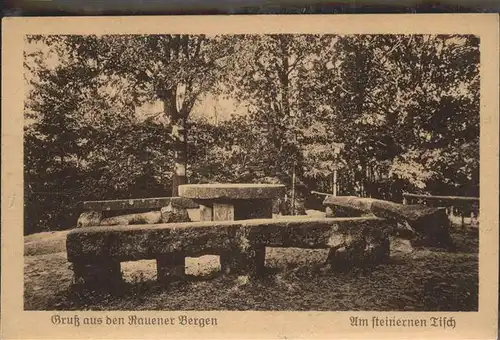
[220,246,266,277]
[254,246,266,276]
[72,260,122,290]
[199,204,213,221]
[365,236,390,264]
[327,234,390,271]
[157,253,186,284]
[213,203,234,221]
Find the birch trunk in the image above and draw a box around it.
[161,87,188,196]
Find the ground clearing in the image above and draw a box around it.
[24,226,478,311]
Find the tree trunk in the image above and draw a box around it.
[161,87,188,196]
[171,115,188,196]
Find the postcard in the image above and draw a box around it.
[2,14,498,339]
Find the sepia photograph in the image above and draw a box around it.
[23,31,481,312]
[2,14,498,340]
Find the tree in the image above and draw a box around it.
[49,34,233,195]
[223,35,325,183]
[24,36,175,233]
[301,34,479,197]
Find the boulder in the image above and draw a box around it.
[100,211,162,226]
[326,227,390,270]
[305,209,327,218]
[77,211,102,228]
[371,200,453,248]
[160,203,191,223]
[323,196,453,248]
[389,236,414,254]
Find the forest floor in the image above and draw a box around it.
[24,224,478,311]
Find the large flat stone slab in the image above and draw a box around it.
[82,196,199,211]
[323,196,375,213]
[178,184,285,200]
[67,217,388,262]
[67,217,392,286]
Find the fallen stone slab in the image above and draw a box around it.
[273,215,315,220]
[323,196,376,216]
[323,196,453,248]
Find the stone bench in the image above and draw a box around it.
[66,216,392,288]
[77,196,199,228]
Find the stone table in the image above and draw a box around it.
[178,183,285,222]
[175,183,285,277]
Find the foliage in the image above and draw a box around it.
[24,33,480,233]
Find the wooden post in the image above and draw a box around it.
[333,169,337,197]
[471,210,479,228]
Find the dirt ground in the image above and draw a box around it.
[24,225,478,311]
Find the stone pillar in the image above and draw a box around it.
[72,260,122,290]
[214,202,236,275]
[220,246,266,277]
[471,210,479,228]
[327,232,390,271]
[157,253,186,284]
[231,199,271,277]
[213,203,235,221]
[254,246,266,276]
[199,204,213,221]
